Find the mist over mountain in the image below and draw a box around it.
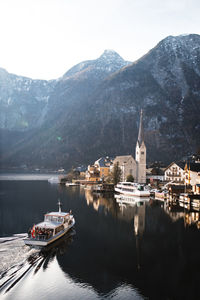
[0,34,200,169]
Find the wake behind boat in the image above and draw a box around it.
[115,182,150,197]
[24,201,75,247]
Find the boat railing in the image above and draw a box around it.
[29,233,53,241]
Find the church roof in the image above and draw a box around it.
[137,109,144,146]
[114,155,135,164]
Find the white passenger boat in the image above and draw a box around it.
[115,182,150,197]
[24,201,75,247]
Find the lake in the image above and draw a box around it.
[0,177,200,300]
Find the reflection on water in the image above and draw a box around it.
[164,200,200,230]
[0,230,75,298]
[1,180,200,299]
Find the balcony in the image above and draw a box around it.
[166,173,181,177]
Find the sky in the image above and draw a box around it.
[0,0,199,80]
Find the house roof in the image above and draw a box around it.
[164,161,185,171]
[95,157,113,167]
[151,167,164,175]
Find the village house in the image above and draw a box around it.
[94,157,113,180]
[164,161,185,183]
[85,165,100,182]
[146,167,165,185]
[74,166,87,179]
[184,162,200,194]
[86,157,113,182]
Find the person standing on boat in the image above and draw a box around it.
[31,225,36,238]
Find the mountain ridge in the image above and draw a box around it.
[0,34,200,169]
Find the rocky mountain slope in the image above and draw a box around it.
[0,34,200,169]
[0,68,56,130]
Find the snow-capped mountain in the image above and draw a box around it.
[0,35,200,169]
[0,50,131,131]
[62,50,131,79]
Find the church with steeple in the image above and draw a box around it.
[135,110,146,183]
[113,110,146,183]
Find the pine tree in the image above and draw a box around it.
[111,162,122,185]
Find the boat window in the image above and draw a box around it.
[57,217,63,223]
[45,215,52,221]
[52,216,58,222]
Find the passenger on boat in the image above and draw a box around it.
[31,227,53,240]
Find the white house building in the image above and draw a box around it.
[164,162,185,183]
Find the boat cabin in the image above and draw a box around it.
[29,211,72,240]
[44,212,70,224]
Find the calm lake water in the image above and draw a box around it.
[0,177,200,300]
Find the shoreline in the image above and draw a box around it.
[0,173,60,181]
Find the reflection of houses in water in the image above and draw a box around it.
[163,202,185,222]
[84,189,149,235]
[185,211,200,229]
[164,201,200,230]
[84,189,117,215]
[115,194,149,230]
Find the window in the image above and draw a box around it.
[141,151,144,154]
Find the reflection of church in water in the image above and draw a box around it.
[116,195,148,269]
[85,188,148,269]
[116,196,147,235]
[84,188,148,238]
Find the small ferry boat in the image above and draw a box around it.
[24,201,75,247]
[115,182,150,197]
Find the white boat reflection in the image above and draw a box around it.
[115,193,150,206]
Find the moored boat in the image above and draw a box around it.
[24,201,75,247]
[65,182,79,187]
[115,182,150,197]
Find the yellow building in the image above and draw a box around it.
[94,157,112,180]
[85,157,113,182]
[85,165,100,182]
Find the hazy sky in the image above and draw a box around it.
[0,0,199,80]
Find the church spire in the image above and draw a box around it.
[137,109,144,147]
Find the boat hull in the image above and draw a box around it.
[24,221,75,247]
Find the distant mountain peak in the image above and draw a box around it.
[99,49,124,61]
[158,33,200,48]
[62,49,131,79]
